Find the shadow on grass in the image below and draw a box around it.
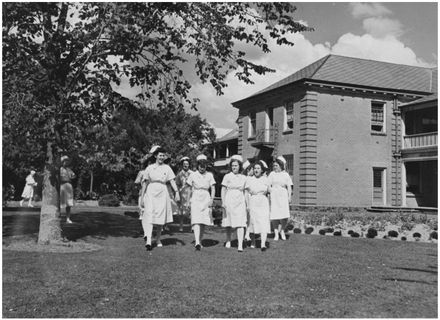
[3,211,144,241]
[382,277,437,285]
[392,267,438,274]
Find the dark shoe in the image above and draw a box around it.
[261,247,267,252]
[195,244,201,251]
[145,244,152,251]
[238,248,243,253]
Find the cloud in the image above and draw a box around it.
[363,17,403,38]
[350,3,392,19]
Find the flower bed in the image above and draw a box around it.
[287,208,438,243]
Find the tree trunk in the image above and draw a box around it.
[89,170,94,194]
[38,142,62,244]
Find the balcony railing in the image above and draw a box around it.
[403,132,437,149]
[251,128,277,148]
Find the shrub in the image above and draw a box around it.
[323,227,334,233]
[413,232,421,238]
[430,231,437,240]
[401,237,407,241]
[305,227,314,234]
[318,229,326,235]
[2,184,15,207]
[366,228,378,239]
[388,230,399,238]
[333,231,342,236]
[293,228,302,234]
[98,194,120,207]
[286,223,294,231]
[351,232,360,238]
[123,180,139,206]
[347,230,354,235]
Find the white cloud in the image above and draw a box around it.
[363,17,403,38]
[350,3,392,19]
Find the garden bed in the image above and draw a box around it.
[287,209,438,243]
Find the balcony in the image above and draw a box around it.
[250,128,277,149]
[403,132,437,149]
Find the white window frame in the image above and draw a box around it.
[371,101,386,133]
[284,101,294,131]
[248,112,256,138]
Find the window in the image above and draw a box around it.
[285,101,294,130]
[371,102,385,133]
[267,107,274,128]
[283,154,294,175]
[249,112,256,137]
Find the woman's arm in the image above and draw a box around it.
[170,179,180,202]
[221,186,227,207]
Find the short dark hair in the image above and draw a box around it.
[153,147,166,156]
[229,159,243,172]
[197,160,208,170]
[253,161,267,173]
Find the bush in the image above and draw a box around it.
[98,194,121,207]
[318,229,326,235]
[429,231,437,240]
[2,184,15,207]
[401,236,407,241]
[333,231,342,236]
[366,228,378,239]
[388,230,399,238]
[323,227,334,234]
[122,180,139,206]
[286,223,294,231]
[351,232,360,238]
[293,228,302,234]
[347,230,353,235]
[412,232,421,238]
[305,227,314,234]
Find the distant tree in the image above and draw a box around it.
[2,2,312,245]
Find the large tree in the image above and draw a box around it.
[2,2,312,245]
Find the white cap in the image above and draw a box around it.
[30,170,36,175]
[180,156,190,162]
[196,154,207,161]
[230,154,243,163]
[243,160,251,170]
[276,156,287,165]
[260,160,268,169]
[61,155,69,162]
[149,145,161,154]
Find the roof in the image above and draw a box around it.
[234,55,436,105]
[216,128,238,143]
[401,68,438,107]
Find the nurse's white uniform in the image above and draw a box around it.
[142,163,175,225]
[268,171,293,220]
[245,175,270,234]
[187,170,216,226]
[222,172,247,228]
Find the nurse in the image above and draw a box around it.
[221,155,247,252]
[175,156,194,232]
[242,160,254,243]
[245,160,270,251]
[186,154,216,250]
[141,145,180,251]
[268,156,293,241]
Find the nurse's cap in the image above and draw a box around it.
[149,145,161,154]
[196,154,207,161]
[276,156,287,165]
[260,160,268,169]
[243,160,251,170]
[230,154,243,163]
[180,156,190,162]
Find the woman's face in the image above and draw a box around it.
[156,152,166,164]
[253,164,262,177]
[273,161,281,172]
[182,160,190,171]
[231,161,240,174]
[198,163,207,174]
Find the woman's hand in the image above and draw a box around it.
[175,192,180,202]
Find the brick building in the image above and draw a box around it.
[232,54,437,208]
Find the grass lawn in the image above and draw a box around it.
[3,208,438,318]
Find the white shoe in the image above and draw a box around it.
[280,231,286,241]
[19,200,24,207]
[66,218,73,224]
[274,233,279,241]
[157,242,163,248]
[225,241,231,248]
[28,204,34,208]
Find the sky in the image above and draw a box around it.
[115,2,438,137]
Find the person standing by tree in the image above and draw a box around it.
[268,156,293,241]
[20,170,38,207]
[221,155,247,252]
[186,154,216,250]
[175,156,194,232]
[60,156,76,224]
[245,160,270,251]
[141,146,180,251]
